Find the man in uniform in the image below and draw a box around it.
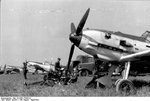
[23,62,28,80]
[55,58,61,72]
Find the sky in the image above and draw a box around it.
[1,0,150,66]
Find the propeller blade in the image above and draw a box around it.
[76,8,90,35]
[71,23,76,33]
[66,44,75,73]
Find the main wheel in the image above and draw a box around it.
[80,70,88,76]
[115,78,122,86]
[116,79,136,96]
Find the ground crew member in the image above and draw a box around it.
[23,62,28,80]
[55,58,61,72]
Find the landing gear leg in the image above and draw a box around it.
[116,62,136,95]
[123,62,130,79]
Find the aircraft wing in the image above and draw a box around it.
[120,49,150,62]
[7,65,23,69]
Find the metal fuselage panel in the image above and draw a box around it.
[27,62,55,72]
[78,29,150,62]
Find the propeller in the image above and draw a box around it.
[66,8,90,75]
[71,23,76,34]
[76,8,90,35]
[66,44,75,72]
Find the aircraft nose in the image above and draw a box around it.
[69,34,82,47]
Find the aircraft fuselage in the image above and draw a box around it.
[77,29,150,62]
[26,61,55,72]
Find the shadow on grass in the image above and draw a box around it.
[27,81,43,86]
[26,80,56,88]
[25,81,44,88]
[132,79,150,89]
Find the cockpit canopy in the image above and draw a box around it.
[141,31,150,43]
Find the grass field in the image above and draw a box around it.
[0,73,150,96]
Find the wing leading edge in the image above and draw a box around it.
[120,49,150,62]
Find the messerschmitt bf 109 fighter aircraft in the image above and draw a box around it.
[0,64,22,74]
[5,65,23,74]
[66,8,150,95]
[23,60,80,86]
[24,61,56,74]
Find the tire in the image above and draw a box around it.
[115,79,122,86]
[80,70,88,76]
[116,79,136,96]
